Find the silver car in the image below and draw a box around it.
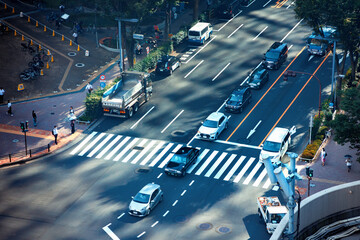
[128,183,163,217]
[196,112,229,141]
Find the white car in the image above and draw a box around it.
[197,112,229,141]
[128,183,163,217]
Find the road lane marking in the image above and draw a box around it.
[216,10,242,31]
[163,210,169,217]
[113,138,139,161]
[102,224,120,240]
[96,135,122,159]
[214,154,237,179]
[140,141,165,165]
[122,139,148,163]
[215,140,262,149]
[233,157,255,183]
[286,1,294,9]
[195,151,218,175]
[184,60,204,78]
[161,110,184,133]
[243,162,262,185]
[247,120,262,139]
[70,131,97,155]
[226,46,306,142]
[149,143,174,167]
[131,140,157,164]
[204,152,227,177]
[117,213,125,219]
[280,18,303,43]
[253,169,267,187]
[263,178,272,188]
[185,37,216,64]
[263,0,272,7]
[151,221,159,227]
[87,134,114,157]
[253,26,268,40]
[308,55,314,61]
[224,156,246,181]
[189,180,195,186]
[259,51,331,146]
[130,106,155,129]
[137,231,146,238]
[157,173,163,179]
[172,200,178,206]
[212,63,231,81]
[79,133,106,156]
[187,149,210,173]
[227,24,243,38]
[181,190,187,196]
[158,144,183,168]
[105,136,131,160]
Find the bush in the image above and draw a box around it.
[301,139,322,159]
[172,30,187,46]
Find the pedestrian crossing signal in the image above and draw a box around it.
[18,84,24,91]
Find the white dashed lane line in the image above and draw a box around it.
[137,231,146,238]
[117,213,125,219]
[181,190,187,196]
[151,221,159,228]
[163,210,170,217]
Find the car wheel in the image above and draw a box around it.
[182,171,186,177]
[225,122,228,129]
[160,194,163,202]
[178,61,181,68]
[134,103,139,113]
[215,133,218,140]
[240,107,243,113]
[128,107,133,118]
[146,208,151,216]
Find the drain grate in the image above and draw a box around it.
[216,226,231,234]
[132,146,144,150]
[197,223,213,230]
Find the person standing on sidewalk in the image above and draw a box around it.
[0,87,4,103]
[7,100,13,116]
[52,126,58,145]
[345,158,352,172]
[85,83,93,95]
[320,148,327,166]
[73,32,78,44]
[32,110,37,127]
[70,120,75,134]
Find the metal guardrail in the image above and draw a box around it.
[0,144,51,164]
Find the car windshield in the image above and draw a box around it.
[229,94,242,102]
[203,120,218,128]
[308,38,328,46]
[133,193,150,204]
[189,31,200,36]
[263,141,281,152]
[265,51,280,60]
[171,155,186,164]
[251,72,262,80]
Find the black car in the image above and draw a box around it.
[225,86,252,113]
[263,42,288,70]
[248,68,269,89]
[155,55,181,75]
[164,147,200,177]
[215,4,234,19]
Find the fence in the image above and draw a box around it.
[0,144,51,166]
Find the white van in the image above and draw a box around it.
[259,126,296,163]
[188,22,213,45]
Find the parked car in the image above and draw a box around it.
[128,183,163,217]
[248,68,269,89]
[215,3,234,19]
[197,112,229,141]
[155,55,181,75]
[165,147,200,177]
[262,42,288,70]
[225,86,252,113]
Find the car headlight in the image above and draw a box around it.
[176,170,182,174]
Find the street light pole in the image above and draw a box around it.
[331,41,336,109]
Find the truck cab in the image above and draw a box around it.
[257,196,288,234]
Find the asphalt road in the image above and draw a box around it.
[0,1,340,240]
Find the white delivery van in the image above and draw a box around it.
[188,22,213,45]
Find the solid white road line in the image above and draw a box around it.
[96,135,122,159]
[130,106,155,129]
[172,200,178,206]
[181,190,187,196]
[113,138,139,161]
[189,180,195,186]
[161,110,184,133]
[140,141,165,165]
[102,224,120,240]
[227,24,243,38]
[263,0,272,7]
[280,19,303,43]
[137,231,146,238]
[214,154,237,179]
[70,131,97,155]
[223,156,246,181]
[253,169,267,187]
[158,144,183,168]
[185,37,216,64]
[212,63,231,81]
[131,140,156,164]
[243,162,262,185]
[233,157,255,183]
[253,26,268,40]
[195,151,218,175]
[187,149,210,173]
[184,60,204,78]
[117,213,125,219]
[151,221,159,228]
[163,210,169,217]
[122,139,148,163]
[105,136,130,160]
[216,10,242,31]
[241,62,263,86]
[87,134,114,157]
[263,178,272,188]
[289,44,293,50]
[215,140,262,150]
[204,152,228,177]
[216,100,227,112]
[78,133,106,156]
[149,143,174,167]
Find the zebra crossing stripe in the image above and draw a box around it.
[253,169,267,187]
[122,139,148,163]
[149,143,174,167]
[263,178,271,189]
[87,134,114,158]
[223,156,246,181]
[113,138,139,161]
[96,135,122,159]
[187,149,209,174]
[131,140,157,164]
[70,131,98,155]
[214,154,237,179]
[79,133,106,156]
[140,141,165,166]
[158,144,183,168]
[233,157,255,183]
[105,136,130,160]
[195,151,218,176]
[243,160,261,185]
[204,152,228,177]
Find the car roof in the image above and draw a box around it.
[254,68,266,75]
[269,42,287,52]
[139,183,160,194]
[232,86,249,94]
[206,112,225,121]
[266,127,289,143]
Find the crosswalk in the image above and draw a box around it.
[70,132,272,189]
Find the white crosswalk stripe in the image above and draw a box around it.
[72,132,271,188]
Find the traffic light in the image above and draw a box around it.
[25,121,28,130]
[306,166,310,176]
[309,168,313,178]
[20,122,25,131]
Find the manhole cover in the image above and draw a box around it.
[216,226,231,234]
[197,223,213,230]
[171,130,187,137]
[132,146,144,150]
[174,215,187,223]
[12,139,19,143]
[135,168,151,173]
[75,63,85,68]
[68,52,77,57]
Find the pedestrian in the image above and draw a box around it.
[345,158,352,172]
[32,110,37,127]
[320,148,327,166]
[73,32,78,44]
[85,83,93,94]
[70,120,75,134]
[59,4,65,13]
[0,87,4,103]
[7,100,13,116]
[52,126,58,145]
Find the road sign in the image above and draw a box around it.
[100,80,106,89]
[133,34,144,40]
[17,84,24,91]
[100,75,106,81]
[146,46,150,55]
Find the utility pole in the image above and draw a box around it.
[20,121,29,155]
